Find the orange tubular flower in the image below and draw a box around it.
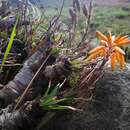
[88,31,130,70]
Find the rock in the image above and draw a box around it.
[45,64,130,130]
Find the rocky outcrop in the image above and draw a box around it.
[45,64,130,130]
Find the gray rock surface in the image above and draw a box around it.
[45,65,130,130]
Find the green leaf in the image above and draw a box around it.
[45,105,77,110]
[41,97,55,106]
[0,16,19,72]
[48,98,68,105]
[42,98,68,106]
[43,82,52,98]
[49,84,60,98]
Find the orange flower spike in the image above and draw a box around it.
[108,31,112,45]
[116,52,125,70]
[100,50,105,57]
[88,45,105,54]
[96,31,108,42]
[114,46,125,55]
[115,52,120,62]
[117,39,130,46]
[88,52,98,60]
[119,54,125,70]
[100,40,109,47]
[114,35,123,43]
[88,49,105,60]
[111,35,116,46]
[111,53,116,71]
[115,35,129,44]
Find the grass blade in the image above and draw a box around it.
[0,16,19,72]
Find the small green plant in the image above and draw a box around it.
[41,81,77,111]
